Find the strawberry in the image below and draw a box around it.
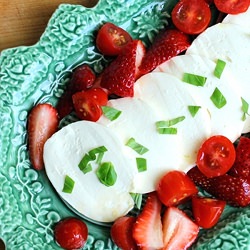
[132,192,163,249]
[187,166,250,207]
[139,29,191,75]
[162,207,199,250]
[228,136,250,180]
[100,39,146,97]
[28,103,59,170]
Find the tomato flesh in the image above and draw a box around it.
[214,0,250,14]
[54,217,88,250]
[96,22,133,56]
[171,0,211,35]
[192,196,226,228]
[156,170,198,206]
[196,135,236,178]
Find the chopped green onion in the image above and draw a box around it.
[101,106,122,121]
[96,162,117,187]
[78,154,93,174]
[241,97,249,121]
[62,175,75,193]
[130,193,143,210]
[183,73,207,86]
[126,138,149,155]
[214,59,226,79]
[136,158,147,172]
[210,87,227,109]
[188,105,201,117]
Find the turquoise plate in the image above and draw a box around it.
[0,0,250,249]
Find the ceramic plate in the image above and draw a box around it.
[0,0,250,249]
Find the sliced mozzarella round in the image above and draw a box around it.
[156,55,244,142]
[43,121,136,223]
[99,97,185,194]
[185,23,250,132]
[134,72,211,170]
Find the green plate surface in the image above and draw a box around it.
[0,0,250,249]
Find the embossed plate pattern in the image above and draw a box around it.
[0,0,250,249]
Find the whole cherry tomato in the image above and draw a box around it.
[54,217,88,250]
[214,0,250,14]
[192,196,226,228]
[110,216,137,250]
[171,0,211,34]
[96,22,133,56]
[156,170,198,207]
[196,135,236,178]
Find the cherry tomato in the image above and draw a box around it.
[171,0,211,35]
[54,217,88,250]
[156,170,198,207]
[96,22,133,56]
[72,87,108,122]
[214,0,250,14]
[196,135,236,178]
[192,196,226,228]
[110,216,137,250]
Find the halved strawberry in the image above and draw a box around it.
[162,207,199,250]
[228,136,250,180]
[139,29,191,75]
[28,103,59,170]
[187,166,250,207]
[132,192,163,249]
[100,39,146,97]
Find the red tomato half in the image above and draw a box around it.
[111,216,137,250]
[54,217,88,250]
[196,135,236,178]
[192,196,226,228]
[96,22,133,56]
[156,170,198,207]
[171,0,211,35]
[214,0,250,14]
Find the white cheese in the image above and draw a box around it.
[43,121,136,223]
[155,55,244,142]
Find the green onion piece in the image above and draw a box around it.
[126,138,149,155]
[96,162,117,187]
[214,59,226,79]
[241,97,249,121]
[62,175,75,193]
[136,158,147,172]
[188,105,201,117]
[183,73,207,86]
[101,106,122,121]
[210,87,227,109]
[78,154,93,174]
[130,193,143,210]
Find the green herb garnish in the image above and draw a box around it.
[241,97,249,121]
[78,154,93,174]
[101,106,122,121]
[62,175,75,193]
[136,158,147,172]
[183,73,207,86]
[96,162,117,187]
[210,87,227,109]
[126,138,149,155]
[156,116,185,134]
[130,193,143,210]
[214,59,226,79]
[188,105,201,117]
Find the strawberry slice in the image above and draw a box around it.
[100,39,146,97]
[132,192,163,249]
[162,207,199,250]
[228,136,250,180]
[187,166,250,207]
[28,103,59,170]
[139,29,191,75]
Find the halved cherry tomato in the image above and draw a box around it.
[54,217,88,250]
[96,22,133,56]
[110,216,137,250]
[192,196,226,228]
[171,0,211,35]
[156,170,198,207]
[214,0,250,14]
[72,87,108,122]
[196,135,236,178]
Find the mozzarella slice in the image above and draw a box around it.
[134,72,211,169]
[43,121,136,223]
[99,97,185,193]
[185,23,250,132]
[156,55,244,142]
